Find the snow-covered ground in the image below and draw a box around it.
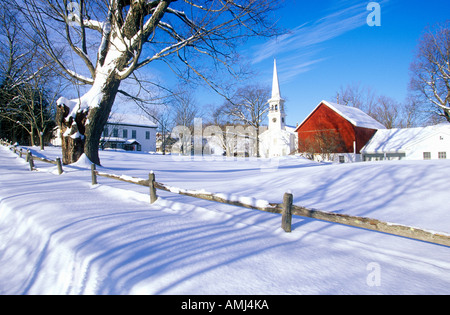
[0,145,449,295]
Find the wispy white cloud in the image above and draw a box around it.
[250,0,390,82]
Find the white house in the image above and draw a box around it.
[101,113,157,152]
[361,123,450,161]
[259,60,297,158]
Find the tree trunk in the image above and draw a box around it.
[56,104,85,165]
[30,128,35,147]
[56,74,121,166]
[39,132,44,151]
[84,78,121,165]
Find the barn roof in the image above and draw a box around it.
[295,100,386,131]
[361,124,450,154]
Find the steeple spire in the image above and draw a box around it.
[268,58,286,132]
[271,59,282,101]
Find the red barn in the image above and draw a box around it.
[295,101,385,157]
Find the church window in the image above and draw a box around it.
[275,105,278,111]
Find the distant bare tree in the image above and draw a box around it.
[399,96,422,128]
[336,84,421,128]
[221,84,270,156]
[410,21,450,123]
[302,130,346,161]
[373,96,401,129]
[170,86,201,132]
[336,83,378,117]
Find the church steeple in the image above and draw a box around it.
[271,59,282,101]
[268,59,286,131]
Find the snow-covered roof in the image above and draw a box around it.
[285,125,297,134]
[108,113,157,128]
[125,139,140,145]
[100,137,126,143]
[295,100,386,131]
[361,124,450,154]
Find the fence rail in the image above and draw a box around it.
[1,140,63,174]
[2,139,450,247]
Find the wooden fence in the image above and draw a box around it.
[90,164,450,247]
[2,139,450,247]
[1,140,64,174]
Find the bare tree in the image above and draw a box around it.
[13,0,280,165]
[0,4,59,147]
[301,130,346,162]
[170,86,201,131]
[221,84,270,156]
[0,5,40,90]
[372,95,401,129]
[335,83,421,129]
[410,21,450,123]
[398,96,422,128]
[335,83,378,117]
[3,75,58,150]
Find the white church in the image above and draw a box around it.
[259,60,297,158]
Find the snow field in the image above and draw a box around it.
[0,145,449,294]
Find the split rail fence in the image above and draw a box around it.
[2,139,450,247]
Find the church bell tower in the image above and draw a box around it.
[268,59,286,132]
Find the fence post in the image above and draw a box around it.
[28,152,35,171]
[91,164,98,185]
[149,172,158,204]
[56,157,63,175]
[281,192,293,233]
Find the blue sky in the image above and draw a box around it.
[217,0,450,127]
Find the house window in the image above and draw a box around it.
[103,127,108,137]
[438,152,447,159]
[339,156,345,163]
[113,128,119,137]
[146,131,150,140]
[423,152,431,160]
[123,129,128,138]
[132,130,137,138]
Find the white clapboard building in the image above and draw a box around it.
[101,113,157,152]
[361,123,450,161]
